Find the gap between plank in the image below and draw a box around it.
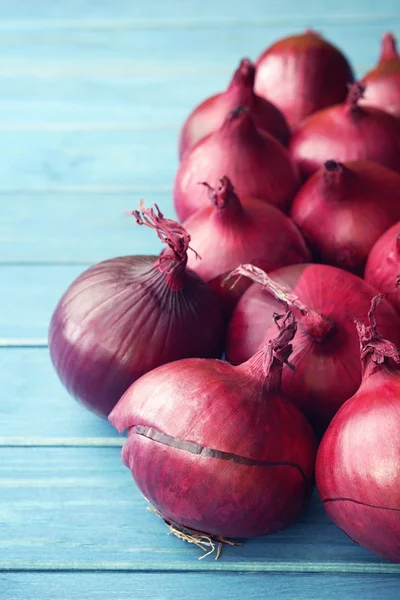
[0,560,399,574]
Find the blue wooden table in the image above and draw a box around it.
[1,1,400,598]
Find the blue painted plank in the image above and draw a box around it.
[0,192,172,262]
[0,24,393,75]
[3,573,400,600]
[0,129,177,188]
[0,348,121,439]
[0,0,398,23]
[0,75,226,128]
[0,448,396,571]
[0,265,85,339]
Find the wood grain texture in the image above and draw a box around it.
[2,572,400,600]
[0,448,396,571]
[2,0,400,596]
[0,348,121,438]
[0,192,169,263]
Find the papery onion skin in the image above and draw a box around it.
[289,82,400,180]
[178,58,290,159]
[49,205,224,419]
[109,315,317,539]
[184,176,311,312]
[174,106,300,222]
[290,160,400,275]
[226,263,400,435]
[255,30,354,129]
[316,297,400,562]
[364,221,400,311]
[360,33,400,118]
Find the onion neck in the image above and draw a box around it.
[225,264,336,343]
[221,105,258,140]
[228,58,256,94]
[133,201,198,293]
[201,176,245,223]
[356,294,400,383]
[379,33,399,63]
[344,82,365,119]
[321,160,353,201]
[240,312,297,395]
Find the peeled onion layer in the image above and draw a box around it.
[364,221,400,312]
[226,263,400,435]
[255,30,354,129]
[290,160,400,275]
[174,106,300,222]
[316,300,400,562]
[289,82,400,180]
[110,319,316,539]
[178,58,290,159]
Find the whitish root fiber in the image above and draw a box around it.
[147,507,240,560]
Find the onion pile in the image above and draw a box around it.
[255,30,354,129]
[173,106,300,222]
[225,263,400,436]
[109,313,317,539]
[365,221,400,311]
[183,175,311,312]
[289,82,400,180]
[49,203,224,418]
[290,159,400,274]
[178,58,290,159]
[316,296,400,562]
[361,33,400,117]
[49,27,400,561]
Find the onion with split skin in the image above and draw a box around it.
[290,159,400,275]
[174,106,300,222]
[289,82,400,180]
[360,33,400,118]
[178,58,290,159]
[225,263,400,436]
[183,176,311,313]
[109,312,317,540]
[49,203,224,419]
[364,221,400,312]
[255,30,354,130]
[316,296,400,563]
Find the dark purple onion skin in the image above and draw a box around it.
[109,320,317,539]
[290,160,400,275]
[364,221,400,312]
[174,106,300,222]
[178,58,290,159]
[289,82,400,181]
[360,33,400,118]
[255,30,354,130]
[225,263,400,436]
[316,301,400,562]
[49,255,224,419]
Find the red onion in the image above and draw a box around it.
[365,221,400,311]
[49,203,224,419]
[183,176,311,312]
[178,58,290,159]
[290,159,400,275]
[289,83,400,180]
[173,106,300,222]
[109,313,317,540]
[316,296,400,562]
[361,33,400,118]
[225,263,400,435]
[255,30,354,130]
